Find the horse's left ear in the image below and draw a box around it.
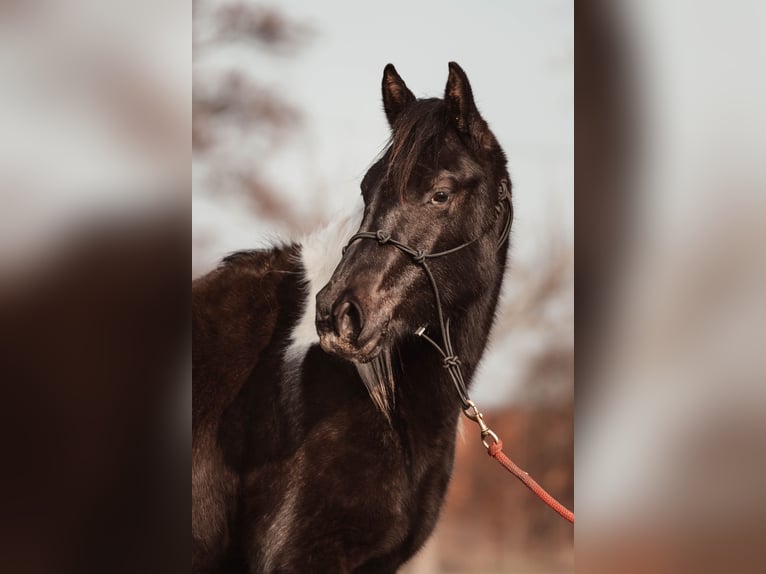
[445,62,496,152]
[445,62,477,132]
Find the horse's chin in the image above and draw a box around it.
[318,332,384,364]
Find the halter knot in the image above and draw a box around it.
[412,250,426,264]
[375,230,391,244]
[443,355,461,368]
[498,180,510,202]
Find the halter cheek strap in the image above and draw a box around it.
[495,179,512,250]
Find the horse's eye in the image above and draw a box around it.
[431,191,450,205]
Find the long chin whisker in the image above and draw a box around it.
[354,347,395,423]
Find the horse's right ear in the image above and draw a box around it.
[382,64,415,128]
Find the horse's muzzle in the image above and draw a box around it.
[315,286,386,362]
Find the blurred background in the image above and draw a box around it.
[193,1,574,572]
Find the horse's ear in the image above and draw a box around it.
[445,61,478,133]
[382,64,415,128]
[445,62,496,152]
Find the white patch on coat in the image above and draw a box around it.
[284,198,364,364]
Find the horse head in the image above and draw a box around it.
[316,62,511,367]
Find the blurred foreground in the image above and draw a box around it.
[577,1,766,572]
[0,1,189,572]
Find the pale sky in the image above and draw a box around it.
[193,0,573,273]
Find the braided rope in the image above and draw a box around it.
[488,441,574,524]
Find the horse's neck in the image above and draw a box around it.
[457,289,503,371]
[441,243,506,381]
[394,256,505,426]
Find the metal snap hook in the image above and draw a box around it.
[462,400,488,432]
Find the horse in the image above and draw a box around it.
[192,61,513,573]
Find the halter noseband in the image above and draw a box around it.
[341,179,512,412]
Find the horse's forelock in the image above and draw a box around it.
[385,99,450,201]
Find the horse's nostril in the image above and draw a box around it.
[333,298,364,342]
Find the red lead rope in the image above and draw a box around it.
[487,440,575,524]
[463,401,574,524]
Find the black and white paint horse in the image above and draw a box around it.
[193,62,513,573]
